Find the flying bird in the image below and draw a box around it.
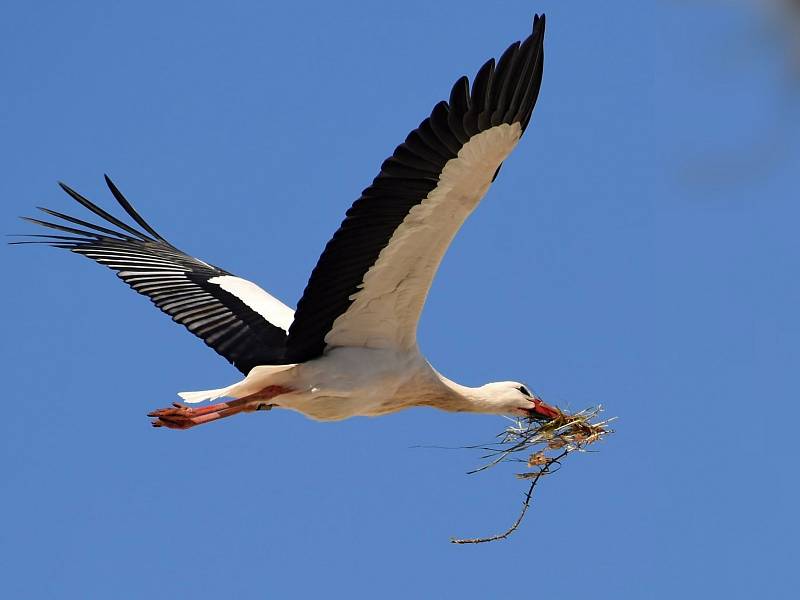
[19,15,560,429]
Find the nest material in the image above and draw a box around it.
[451,405,614,544]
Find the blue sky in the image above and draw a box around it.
[2,1,798,598]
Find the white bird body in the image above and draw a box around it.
[178,346,535,422]
[19,15,563,429]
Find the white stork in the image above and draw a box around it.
[20,15,560,429]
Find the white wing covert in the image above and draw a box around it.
[285,16,546,362]
[19,176,293,374]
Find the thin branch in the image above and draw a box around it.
[446,406,614,544]
[450,448,569,545]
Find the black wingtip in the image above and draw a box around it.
[103,173,169,243]
[56,178,160,242]
[103,173,121,199]
[103,173,118,194]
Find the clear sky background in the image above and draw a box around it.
[2,1,798,598]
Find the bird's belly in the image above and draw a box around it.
[282,394,411,421]
[276,347,439,421]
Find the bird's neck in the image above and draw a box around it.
[434,373,508,414]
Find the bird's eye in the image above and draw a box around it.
[517,385,532,397]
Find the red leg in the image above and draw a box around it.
[148,385,291,430]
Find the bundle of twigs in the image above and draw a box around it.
[451,405,614,544]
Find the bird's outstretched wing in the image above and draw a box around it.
[285,15,546,362]
[17,176,293,374]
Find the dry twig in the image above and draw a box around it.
[451,405,614,544]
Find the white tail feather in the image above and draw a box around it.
[177,387,232,404]
[177,363,297,404]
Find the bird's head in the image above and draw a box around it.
[480,381,561,421]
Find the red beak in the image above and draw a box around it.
[530,397,561,421]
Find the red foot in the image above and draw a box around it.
[148,401,240,429]
[148,385,291,430]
